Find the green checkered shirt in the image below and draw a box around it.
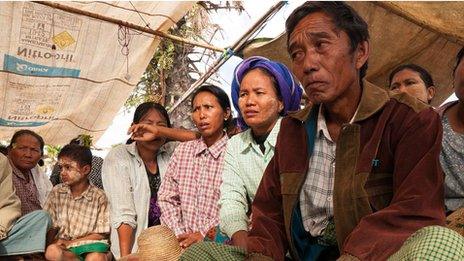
[219,118,282,237]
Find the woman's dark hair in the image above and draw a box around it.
[454,47,464,75]
[388,64,435,88]
[191,84,233,133]
[127,102,171,144]
[58,144,92,168]
[285,1,369,80]
[8,129,45,156]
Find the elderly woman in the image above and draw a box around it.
[219,56,303,248]
[7,129,52,216]
[0,153,52,258]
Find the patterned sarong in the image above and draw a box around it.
[389,226,464,260]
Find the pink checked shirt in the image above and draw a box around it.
[158,134,228,237]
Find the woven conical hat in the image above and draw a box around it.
[447,208,464,237]
[137,225,182,261]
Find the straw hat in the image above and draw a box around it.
[136,225,182,261]
[446,208,464,237]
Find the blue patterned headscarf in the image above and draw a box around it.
[231,56,303,129]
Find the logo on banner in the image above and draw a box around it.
[52,31,76,50]
[3,54,80,77]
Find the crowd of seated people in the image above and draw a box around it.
[0,2,464,260]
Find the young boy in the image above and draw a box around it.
[44,144,110,261]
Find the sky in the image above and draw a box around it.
[94,1,458,157]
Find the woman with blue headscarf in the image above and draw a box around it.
[219,56,303,248]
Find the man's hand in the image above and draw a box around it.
[177,232,203,249]
[128,124,160,142]
[231,230,248,250]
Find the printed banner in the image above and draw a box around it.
[0,1,192,144]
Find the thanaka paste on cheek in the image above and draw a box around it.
[59,159,83,185]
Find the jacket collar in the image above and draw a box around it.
[239,117,282,154]
[437,100,459,118]
[289,80,390,123]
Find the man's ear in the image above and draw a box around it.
[355,40,369,71]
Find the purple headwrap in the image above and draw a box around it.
[231,56,303,129]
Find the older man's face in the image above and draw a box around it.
[288,12,365,104]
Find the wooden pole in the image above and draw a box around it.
[33,1,225,52]
[167,1,286,113]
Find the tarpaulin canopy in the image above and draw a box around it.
[242,1,464,107]
[0,1,193,144]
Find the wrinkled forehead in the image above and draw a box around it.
[12,134,41,149]
[288,12,339,48]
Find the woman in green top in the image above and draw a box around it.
[219,56,303,248]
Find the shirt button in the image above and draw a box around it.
[327,196,332,202]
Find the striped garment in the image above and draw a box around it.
[158,135,228,237]
[44,184,109,241]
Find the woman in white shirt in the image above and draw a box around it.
[102,102,197,258]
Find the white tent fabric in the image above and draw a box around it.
[0,1,193,144]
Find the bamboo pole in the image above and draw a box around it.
[167,1,286,114]
[33,1,225,52]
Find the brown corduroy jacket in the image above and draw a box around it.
[246,81,446,261]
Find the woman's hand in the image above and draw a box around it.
[128,124,160,142]
[177,232,204,248]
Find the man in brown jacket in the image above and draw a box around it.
[182,2,460,261]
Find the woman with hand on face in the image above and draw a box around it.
[219,56,303,249]
[438,47,464,214]
[157,85,232,249]
[389,64,436,104]
[102,102,197,259]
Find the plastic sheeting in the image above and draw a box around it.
[242,1,464,107]
[0,1,193,144]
